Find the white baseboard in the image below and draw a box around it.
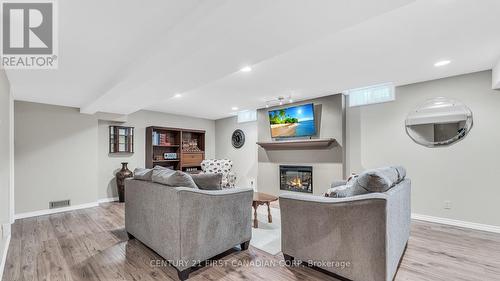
[412,213,500,234]
[14,198,121,221]
[97,197,119,204]
[14,202,99,220]
[0,234,11,281]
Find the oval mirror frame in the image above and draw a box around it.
[405,97,473,148]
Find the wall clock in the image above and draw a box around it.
[232,129,245,149]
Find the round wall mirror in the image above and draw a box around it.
[405,97,473,148]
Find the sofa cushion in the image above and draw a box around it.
[357,166,404,192]
[325,176,368,198]
[152,168,198,189]
[191,173,223,190]
[151,167,176,185]
[133,168,153,181]
[330,180,347,189]
[168,171,198,189]
[393,165,406,181]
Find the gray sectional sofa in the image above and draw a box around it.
[125,176,253,280]
[279,167,411,281]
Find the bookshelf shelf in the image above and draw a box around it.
[153,145,180,148]
[146,126,205,171]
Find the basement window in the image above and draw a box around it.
[346,83,395,107]
[237,110,257,123]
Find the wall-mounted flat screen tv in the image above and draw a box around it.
[268,103,316,138]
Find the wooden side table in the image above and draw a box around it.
[252,192,279,228]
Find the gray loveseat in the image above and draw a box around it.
[280,169,411,281]
[125,178,253,280]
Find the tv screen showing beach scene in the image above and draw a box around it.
[268,103,316,138]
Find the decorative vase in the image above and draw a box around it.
[116,162,133,203]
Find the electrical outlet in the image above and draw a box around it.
[444,200,452,210]
[248,178,257,191]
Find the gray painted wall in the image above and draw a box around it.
[14,102,99,214]
[214,116,258,189]
[347,70,500,227]
[0,70,12,265]
[98,110,215,199]
[14,102,216,213]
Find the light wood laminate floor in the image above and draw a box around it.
[2,203,500,281]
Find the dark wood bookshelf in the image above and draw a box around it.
[146,126,205,171]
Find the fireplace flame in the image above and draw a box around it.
[289,176,302,187]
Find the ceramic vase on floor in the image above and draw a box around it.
[116,162,133,202]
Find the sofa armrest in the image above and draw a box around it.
[125,179,181,261]
[176,187,253,267]
[385,179,411,279]
[279,193,388,281]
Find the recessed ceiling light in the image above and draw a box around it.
[232,107,239,111]
[434,60,451,67]
[173,93,182,98]
[240,66,252,72]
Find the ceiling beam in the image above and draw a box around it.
[80,0,414,115]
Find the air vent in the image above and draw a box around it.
[49,200,70,209]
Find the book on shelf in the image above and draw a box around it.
[152,131,159,145]
[152,131,172,146]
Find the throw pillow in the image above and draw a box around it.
[325,184,349,197]
[133,168,153,181]
[324,176,368,198]
[151,167,176,185]
[357,166,400,192]
[190,173,223,190]
[168,171,198,189]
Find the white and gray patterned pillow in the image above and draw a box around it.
[201,159,235,188]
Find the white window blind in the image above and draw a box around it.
[346,83,395,107]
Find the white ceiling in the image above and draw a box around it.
[7,0,500,120]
